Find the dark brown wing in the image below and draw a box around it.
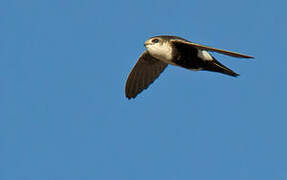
[125,51,168,99]
[171,39,254,59]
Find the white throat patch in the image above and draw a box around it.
[146,42,173,64]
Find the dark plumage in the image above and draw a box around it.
[171,40,239,76]
[125,35,253,99]
[125,52,167,99]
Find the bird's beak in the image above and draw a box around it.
[144,41,152,47]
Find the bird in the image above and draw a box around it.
[125,35,253,99]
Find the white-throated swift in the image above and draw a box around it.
[125,35,253,99]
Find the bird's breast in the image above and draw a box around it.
[146,44,175,65]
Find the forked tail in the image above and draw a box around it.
[203,57,239,77]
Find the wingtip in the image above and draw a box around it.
[125,94,136,100]
[234,54,254,59]
[245,55,255,59]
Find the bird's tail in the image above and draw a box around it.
[203,57,239,77]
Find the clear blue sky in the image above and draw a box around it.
[1,0,286,179]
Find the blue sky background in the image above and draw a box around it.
[1,0,286,179]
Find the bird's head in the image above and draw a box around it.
[144,37,163,47]
[144,36,173,61]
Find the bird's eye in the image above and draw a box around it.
[152,39,159,43]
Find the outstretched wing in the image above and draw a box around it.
[171,39,254,59]
[125,51,168,99]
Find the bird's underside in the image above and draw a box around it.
[125,36,254,99]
